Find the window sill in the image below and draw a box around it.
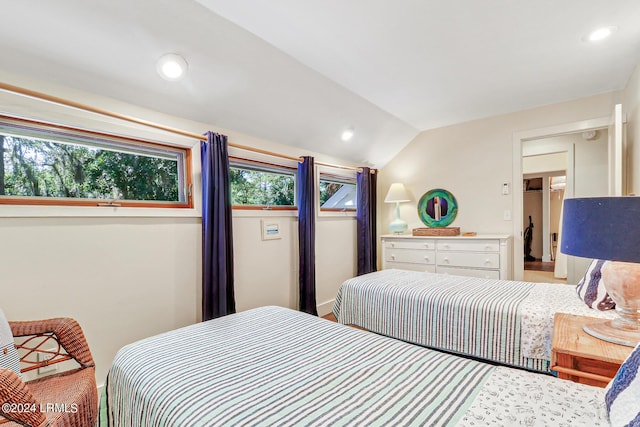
[318,209,356,218]
[232,209,297,218]
[0,205,202,218]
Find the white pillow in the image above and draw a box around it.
[576,259,615,310]
[606,343,640,426]
[0,309,21,378]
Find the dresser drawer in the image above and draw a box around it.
[436,266,501,280]
[436,240,499,253]
[385,249,435,265]
[385,262,436,273]
[381,235,512,279]
[436,252,500,269]
[384,240,436,250]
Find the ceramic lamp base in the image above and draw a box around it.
[389,201,408,234]
[583,261,640,347]
[389,218,408,234]
[583,319,640,347]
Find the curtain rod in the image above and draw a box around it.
[0,82,374,173]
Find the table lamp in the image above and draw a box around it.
[561,196,640,346]
[384,183,411,234]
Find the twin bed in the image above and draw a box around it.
[101,270,635,426]
[333,269,617,373]
[103,305,611,426]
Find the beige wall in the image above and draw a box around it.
[2,217,201,382]
[0,71,357,386]
[624,64,640,195]
[380,92,619,231]
[522,191,542,259]
[232,215,356,315]
[379,92,622,276]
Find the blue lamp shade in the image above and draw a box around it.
[561,197,640,263]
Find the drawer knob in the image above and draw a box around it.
[485,245,491,250]
[391,243,395,248]
[443,257,449,264]
[391,255,396,260]
[484,259,491,265]
[424,256,429,261]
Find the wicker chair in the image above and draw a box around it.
[0,318,97,427]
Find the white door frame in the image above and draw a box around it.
[512,116,610,280]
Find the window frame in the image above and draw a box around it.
[229,156,297,211]
[316,168,357,217]
[0,114,193,209]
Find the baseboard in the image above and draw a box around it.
[317,299,335,317]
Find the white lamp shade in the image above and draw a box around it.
[384,183,411,203]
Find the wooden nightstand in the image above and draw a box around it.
[551,313,633,387]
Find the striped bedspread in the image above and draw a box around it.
[103,306,494,426]
[333,269,608,373]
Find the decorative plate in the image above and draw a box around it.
[417,189,458,228]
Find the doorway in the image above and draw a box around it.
[521,129,609,284]
[522,174,566,283]
[512,114,615,283]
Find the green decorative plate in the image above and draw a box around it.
[417,189,458,227]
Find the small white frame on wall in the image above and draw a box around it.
[261,220,282,240]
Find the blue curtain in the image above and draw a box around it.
[357,167,377,275]
[201,131,235,321]
[298,156,317,315]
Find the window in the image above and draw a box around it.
[0,115,192,208]
[319,174,356,211]
[230,159,296,209]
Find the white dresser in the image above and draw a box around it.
[381,234,513,280]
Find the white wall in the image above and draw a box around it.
[0,71,358,386]
[550,189,563,260]
[379,92,621,274]
[523,152,567,174]
[573,132,609,197]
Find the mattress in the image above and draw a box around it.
[333,269,616,372]
[102,306,607,426]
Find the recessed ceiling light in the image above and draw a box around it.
[586,26,617,42]
[341,127,355,142]
[156,53,188,81]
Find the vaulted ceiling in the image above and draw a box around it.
[1,1,639,167]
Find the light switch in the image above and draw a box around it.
[503,210,512,221]
[502,183,510,195]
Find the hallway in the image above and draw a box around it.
[524,260,567,284]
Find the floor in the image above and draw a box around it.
[322,313,337,322]
[523,269,567,284]
[321,312,369,330]
[524,260,555,272]
[523,260,568,284]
